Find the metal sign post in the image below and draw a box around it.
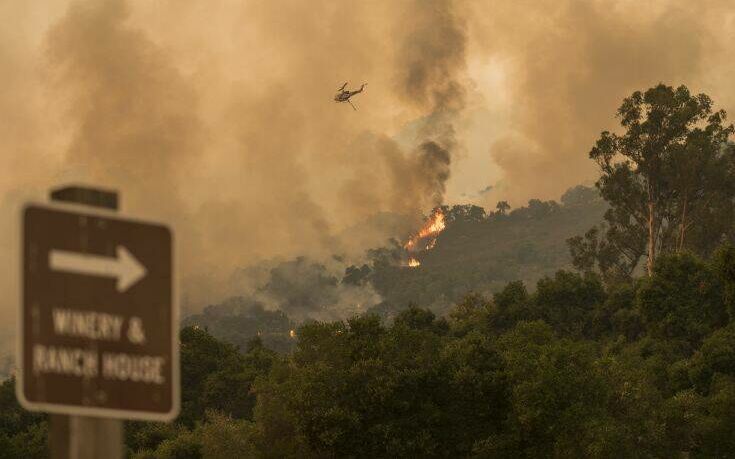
[17,186,179,458]
[50,414,124,459]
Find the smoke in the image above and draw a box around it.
[330,0,467,240]
[467,0,735,206]
[46,0,204,229]
[0,0,471,330]
[0,2,69,364]
[417,141,452,208]
[250,257,381,322]
[191,256,382,324]
[4,0,735,331]
[395,0,467,208]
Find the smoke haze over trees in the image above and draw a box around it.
[5,0,735,339]
[5,0,735,456]
[180,186,606,354]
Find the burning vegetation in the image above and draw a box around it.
[404,208,447,267]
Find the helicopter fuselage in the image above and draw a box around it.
[334,91,354,102]
[334,84,365,103]
[334,83,365,110]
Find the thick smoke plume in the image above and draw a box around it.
[0,0,469,333]
[46,0,204,239]
[395,0,467,208]
[467,0,735,206]
[4,0,735,336]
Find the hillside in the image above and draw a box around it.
[365,185,607,316]
[186,185,607,349]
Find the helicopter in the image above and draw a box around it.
[334,82,366,110]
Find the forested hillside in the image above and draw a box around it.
[4,247,735,457]
[365,185,607,316]
[182,184,607,352]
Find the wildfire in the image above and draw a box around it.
[403,208,446,268]
[420,210,446,236]
[404,209,446,252]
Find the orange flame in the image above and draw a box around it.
[404,209,446,251]
[408,258,421,268]
[418,210,446,238]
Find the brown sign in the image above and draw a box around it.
[18,203,178,421]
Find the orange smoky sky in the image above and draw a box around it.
[2,0,735,329]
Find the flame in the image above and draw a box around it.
[418,210,446,238]
[402,208,446,268]
[404,209,446,251]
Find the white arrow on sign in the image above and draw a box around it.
[49,245,147,293]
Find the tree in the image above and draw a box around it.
[449,293,492,336]
[342,264,371,286]
[560,185,601,208]
[687,322,735,389]
[479,321,608,457]
[587,84,734,276]
[178,326,270,426]
[0,377,48,458]
[713,244,735,320]
[131,412,259,459]
[636,253,728,345]
[254,307,508,458]
[495,201,511,215]
[489,281,533,332]
[533,271,606,338]
[198,411,258,459]
[665,135,734,253]
[567,222,644,283]
[442,204,486,223]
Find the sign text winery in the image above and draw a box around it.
[18,204,178,421]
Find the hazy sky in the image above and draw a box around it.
[2,0,735,329]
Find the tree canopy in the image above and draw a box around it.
[571,84,735,281]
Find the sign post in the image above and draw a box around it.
[17,186,178,458]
